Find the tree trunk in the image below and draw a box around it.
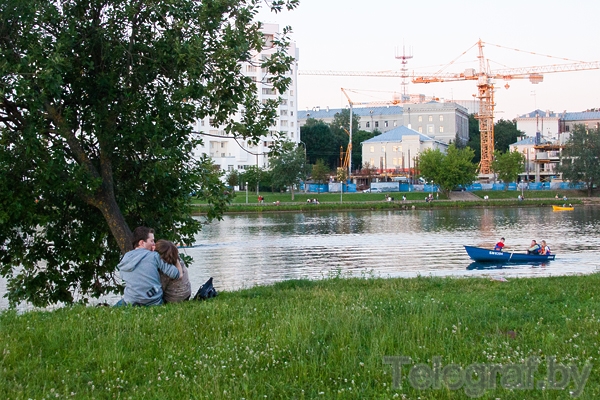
[93,190,133,254]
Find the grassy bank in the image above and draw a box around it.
[2,274,599,399]
[192,190,582,214]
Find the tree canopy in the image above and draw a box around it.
[268,141,308,200]
[558,125,600,196]
[494,119,524,153]
[300,110,374,172]
[0,0,298,306]
[492,150,525,189]
[419,145,478,196]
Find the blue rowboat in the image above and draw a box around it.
[464,245,556,262]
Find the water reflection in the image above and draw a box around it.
[466,261,549,270]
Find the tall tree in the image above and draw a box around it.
[268,142,308,200]
[0,0,298,306]
[558,125,600,196]
[300,119,335,166]
[492,150,525,189]
[419,145,478,196]
[311,159,330,193]
[494,119,524,153]
[466,114,481,163]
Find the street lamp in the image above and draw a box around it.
[245,182,248,204]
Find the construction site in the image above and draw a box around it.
[299,40,600,185]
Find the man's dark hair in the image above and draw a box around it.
[132,226,154,248]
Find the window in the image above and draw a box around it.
[366,122,370,128]
[280,99,288,105]
[220,142,225,148]
[370,146,374,153]
[290,111,294,116]
[375,121,379,128]
[262,88,276,95]
[280,110,288,116]
[290,122,294,127]
[439,115,444,122]
[280,120,288,127]
[418,127,423,133]
[428,126,434,133]
[393,121,397,127]
[418,116,423,122]
[381,146,386,152]
[384,121,389,127]
[428,115,433,122]
[291,101,294,107]
[439,126,444,133]
[200,120,205,126]
[392,158,397,166]
[227,165,234,171]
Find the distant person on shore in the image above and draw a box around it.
[155,240,192,303]
[527,240,542,255]
[116,227,181,306]
[540,240,551,255]
[494,237,505,251]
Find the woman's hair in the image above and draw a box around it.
[154,240,179,265]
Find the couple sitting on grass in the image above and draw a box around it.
[115,226,191,306]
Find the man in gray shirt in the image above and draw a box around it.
[115,227,181,306]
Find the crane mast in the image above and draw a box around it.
[475,40,495,175]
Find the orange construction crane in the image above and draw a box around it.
[301,40,600,175]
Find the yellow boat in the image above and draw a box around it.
[552,205,574,211]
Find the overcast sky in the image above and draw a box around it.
[259,0,600,119]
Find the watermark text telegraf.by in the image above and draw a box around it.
[383,356,591,398]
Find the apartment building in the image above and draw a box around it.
[192,23,299,173]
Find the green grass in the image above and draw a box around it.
[2,274,599,399]
[192,191,581,214]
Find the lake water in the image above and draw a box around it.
[2,206,599,310]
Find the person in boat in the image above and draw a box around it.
[527,240,542,255]
[156,239,192,303]
[540,240,551,255]
[494,237,505,251]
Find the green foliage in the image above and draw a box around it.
[419,145,478,195]
[226,169,240,189]
[0,0,298,306]
[467,115,524,164]
[558,125,600,196]
[300,111,372,172]
[311,159,330,186]
[492,150,525,189]
[300,119,336,166]
[494,119,524,153]
[466,114,481,163]
[240,166,267,194]
[268,141,308,199]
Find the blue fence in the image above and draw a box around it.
[300,181,586,193]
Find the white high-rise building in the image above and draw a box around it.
[192,23,299,173]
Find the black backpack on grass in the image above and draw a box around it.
[193,277,218,300]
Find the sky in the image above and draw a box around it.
[259,0,600,119]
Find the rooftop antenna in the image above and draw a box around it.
[395,43,413,103]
